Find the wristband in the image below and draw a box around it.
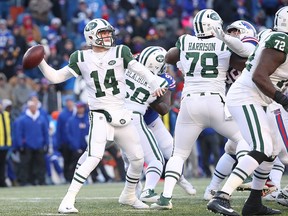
[274,90,288,106]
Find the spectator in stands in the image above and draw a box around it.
[37,78,58,114]
[11,73,33,118]
[65,101,89,182]
[0,73,13,100]
[0,99,12,187]
[56,95,76,182]
[19,14,42,46]
[14,100,49,186]
[12,25,27,65]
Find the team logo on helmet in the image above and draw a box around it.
[210,12,221,20]
[156,55,164,63]
[85,22,97,31]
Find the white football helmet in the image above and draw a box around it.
[226,20,257,39]
[84,18,115,48]
[139,46,167,75]
[273,6,288,33]
[193,9,223,38]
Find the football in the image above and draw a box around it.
[22,45,45,69]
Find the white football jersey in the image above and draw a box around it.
[68,45,133,111]
[125,69,157,115]
[227,31,288,106]
[176,34,231,95]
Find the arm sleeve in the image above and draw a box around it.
[128,59,156,83]
[128,60,168,92]
[222,35,256,57]
[38,59,74,84]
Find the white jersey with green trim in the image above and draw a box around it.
[68,45,133,111]
[125,69,157,115]
[227,31,288,106]
[176,34,231,95]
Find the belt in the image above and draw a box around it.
[91,109,112,122]
[185,92,225,104]
[186,92,220,97]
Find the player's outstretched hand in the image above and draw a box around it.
[212,26,226,41]
[152,87,168,97]
[150,76,168,97]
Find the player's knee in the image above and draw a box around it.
[248,150,268,164]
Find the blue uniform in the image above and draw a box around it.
[144,73,176,125]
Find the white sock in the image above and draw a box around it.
[163,156,184,198]
[143,160,163,191]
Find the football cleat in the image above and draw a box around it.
[177,175,197,195]
[242,201,281,215]
[262,178,277,197]
[204,186,217,201]
[119,191,149,209]
[140,189,159,203]
[207,191,240,216]
[150,193,172,210]
[263,190,279,201]
[58,194,78,214]
[276,188,288,207]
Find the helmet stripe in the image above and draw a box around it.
[194,12,200,34]
[100,19,108,26]
[139,47,159,65]
[275,7,285,27]
[198,10,205,33]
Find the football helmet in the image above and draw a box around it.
[226,20,257,39]
[273,6,288,33]
[84,18,115,48]
[139,46,167,75]
[193,9,223,38]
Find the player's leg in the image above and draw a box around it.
[114,122,149,209]
[131,113,164,202]
[58,112,107,213]
[151,95,204,209]
[208,105,280,215]
[147,117,196,195]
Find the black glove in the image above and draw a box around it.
[274,90,288,111]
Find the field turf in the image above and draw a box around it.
[1,177,288,216]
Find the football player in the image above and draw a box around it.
[207,6,288,215]
[150,9,249,210]
[124,46,196,202]
[204,20,259,201]
[36,18,167,213]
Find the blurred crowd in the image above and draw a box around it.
[0,0,287,187]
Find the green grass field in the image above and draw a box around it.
[1,177,288,216]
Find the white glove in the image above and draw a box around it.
[149,75,168,97]
[212,26,226,41]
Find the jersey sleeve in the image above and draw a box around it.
[68,50,83,76]
[160,73,176,91]
[265,33,288,54]
[175,34,187,51]
[117,45,134,69]
[241,36,258,46]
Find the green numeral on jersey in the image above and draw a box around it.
[186,52,218,78]
[90,69,120,98]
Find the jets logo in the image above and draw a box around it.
[108,60,116,65]
[85,22,97,31]
[156,55,164,63]
[210,12,220,20]
[120,119,126,125]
